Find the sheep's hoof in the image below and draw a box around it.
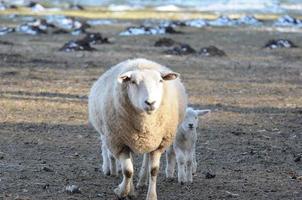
[180,181,185,185]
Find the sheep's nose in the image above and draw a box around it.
[188,123,194,128]
[145,100,156,106]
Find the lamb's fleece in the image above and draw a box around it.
[88,58,187,156]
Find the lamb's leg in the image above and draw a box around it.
[114,149,134,198]
[101,137,110,176]
[192,144,197,175]
[186,152,193,183]
[137,153,149,188]
[175,149,186,184]
[146,151,161,200]
[165,146,176,178]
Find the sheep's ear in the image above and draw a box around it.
[161,71,179,81]
[196,109,211,116]
[118,71,132,83]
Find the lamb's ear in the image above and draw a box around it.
[196,109,211,116]
[161,71,179,81]
[118,71,132,83]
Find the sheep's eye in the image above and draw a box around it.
[131,80,136,84]
[159,79,163,83]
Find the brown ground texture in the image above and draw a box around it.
[0,20,302,200]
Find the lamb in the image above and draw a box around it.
[88,58,187,200]
[165,107,210,184]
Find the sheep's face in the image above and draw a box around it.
[181,107,210,132]
[118,69,178,114]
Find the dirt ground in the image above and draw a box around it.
[0,20,302,200]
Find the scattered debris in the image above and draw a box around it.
[225,191,240,198]
[204,171,216,179]
[120,25,181,36]
[264,39,298,49]
[198,46,227,57]
[27,1,45,12]
[82,32,110,44]
[0,27,15,35]
[164,43,196,55]
[185,19,208,27]
[208,16,235,26]
[66,185,81,194]
[235,16,262,25]
[87,19,114,26]
[154,38,177,47]
[69,4,84,10]
[45,15,89,31]
[71,27,86,35]
[17,24,46,35]
[274,15,302,27]
[59,40,96,52]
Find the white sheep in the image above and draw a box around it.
[165,107,210,184]
[88,58,187,200]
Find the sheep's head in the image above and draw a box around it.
[181,107,210,132]
[118,69,178,114]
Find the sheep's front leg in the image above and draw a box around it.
[146,151,161,200]
[165,146,176,178]
[114,149,134,198]
[192,144,197,175]
[108,152,118,176]
[137,153,149,188]
[186,151,193,182]
[175,149,186,184]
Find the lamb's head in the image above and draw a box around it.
[118,69,178,114]
[181,107,211,132]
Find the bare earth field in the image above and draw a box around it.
[0,21,301,200]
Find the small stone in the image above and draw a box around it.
[66,185,81,194]
[41,166,53,172]
[204,172,216,179]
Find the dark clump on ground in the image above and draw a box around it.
[59,32,110,52]
[154,38,177,47]
[0,40,13,45]
[198,45,227,57]
[59,39,96,52]
[264,39,298,49]
[164,26,183,34]
[164,43,196,55]
[83,33,110,44]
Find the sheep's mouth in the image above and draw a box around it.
[144,106,156,114]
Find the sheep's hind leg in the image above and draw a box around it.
[101,137,110,176]
[137,153,149,188]
[165,146,176,178]
[114,148,134,198]
[146,151,161,200]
